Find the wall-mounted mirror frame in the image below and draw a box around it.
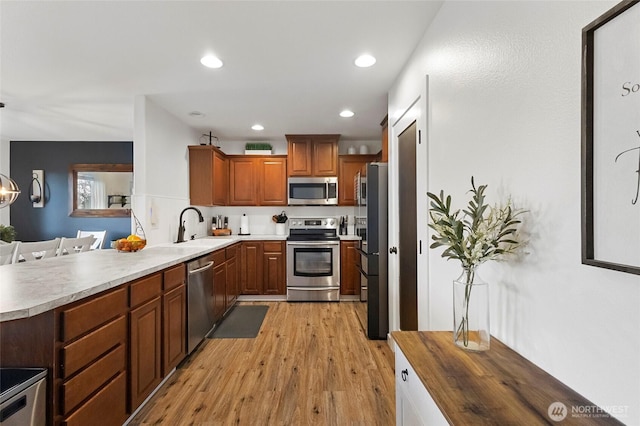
[70,163,133,217]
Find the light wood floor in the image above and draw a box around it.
[130,301,396,425]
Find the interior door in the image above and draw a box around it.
[398,121,418,331]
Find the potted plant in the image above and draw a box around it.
[0,225,16,243]
[428,178,525,351]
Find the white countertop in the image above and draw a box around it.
[0,235,288,322]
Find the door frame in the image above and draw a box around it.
[388,75,430,333]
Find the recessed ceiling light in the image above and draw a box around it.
[188,111,205,117]
[251,124,264,131]
[340,110,355,118]
[355,54,376,68]
[200,54,223,69]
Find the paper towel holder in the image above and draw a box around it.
[239,213,251,235]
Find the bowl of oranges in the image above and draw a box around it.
[114,234,147,252]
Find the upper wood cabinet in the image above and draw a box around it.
[229,156,287,206]
[188,146,228,206]
[286,134,339,177]
[338,154,377,206]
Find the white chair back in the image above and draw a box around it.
[14,238,61,262]
[76,230,107,250]
[0,242,19,265]
[58,236,96,256]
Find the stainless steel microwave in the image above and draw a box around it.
[288,177,338,205]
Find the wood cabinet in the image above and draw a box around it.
[286,134,339,176]
[225,243,240,309]
[240,241,286,295]
[340,241,360,295]
[262,241,286,295]
[211,244,240,320]
[240,241,263,295]
[229,156,287,206]
[162,264,186,375]
[338,154,377,205]
[188,145,228,206]
[0,263,188,426]
[129,274,163,411]
[57,288,128,425]
[211,249,227,322]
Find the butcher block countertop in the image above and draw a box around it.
[0,235,285,322]
[392,331,624,425]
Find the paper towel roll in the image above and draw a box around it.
[240,214,250,235]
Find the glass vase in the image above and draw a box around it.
[453,266,490,351]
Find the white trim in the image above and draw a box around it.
[388,74,429,333]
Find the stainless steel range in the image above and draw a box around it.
[286,216,340,302]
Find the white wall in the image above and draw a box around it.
[133,96,206,243]
[388,1,639,423]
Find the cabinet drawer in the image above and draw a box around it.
[130,273,162,307]
[63,371,127,426]
[61,344,126,415]
[212,249,226,266]
[60,288,127,342]
[62,315,126,378]
[263,241,283,253]
[226,244,239,260]
[164,263,185,291]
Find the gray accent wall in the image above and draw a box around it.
[10,141,133,243]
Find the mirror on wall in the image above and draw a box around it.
[70,163,133,217]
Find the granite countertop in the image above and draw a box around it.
[0,236,255,322]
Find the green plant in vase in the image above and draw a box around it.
[427,177,525,350]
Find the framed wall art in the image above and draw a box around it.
[582,0,640,275]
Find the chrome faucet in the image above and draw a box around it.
[176,206,204,243]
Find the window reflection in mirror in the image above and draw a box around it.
[70,164,133,217]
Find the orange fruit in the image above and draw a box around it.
[127,234,142,242]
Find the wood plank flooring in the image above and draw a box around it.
[130,301,396,425]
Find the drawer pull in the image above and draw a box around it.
[401,369,408,381]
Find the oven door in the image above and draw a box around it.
[286,240,340,288]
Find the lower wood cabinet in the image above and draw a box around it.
[129,293,162,411]
[162,264,187,375]
[240,241,286,295]
[56,288,129,425]
[225,243,240,308]
[340,241,360,295]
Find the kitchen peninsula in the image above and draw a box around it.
[0,236,278,426]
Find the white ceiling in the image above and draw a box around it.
[0,1,442,144]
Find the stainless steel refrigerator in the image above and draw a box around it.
[356,162,388,340]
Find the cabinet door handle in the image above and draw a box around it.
[401,369,408,381]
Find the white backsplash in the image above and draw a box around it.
[202,206,357,236]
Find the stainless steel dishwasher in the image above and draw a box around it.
[187,254,215,354]
[0,368,46,426]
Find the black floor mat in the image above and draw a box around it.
[207,305,269,339]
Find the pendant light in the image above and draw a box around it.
[0,173,21,208]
